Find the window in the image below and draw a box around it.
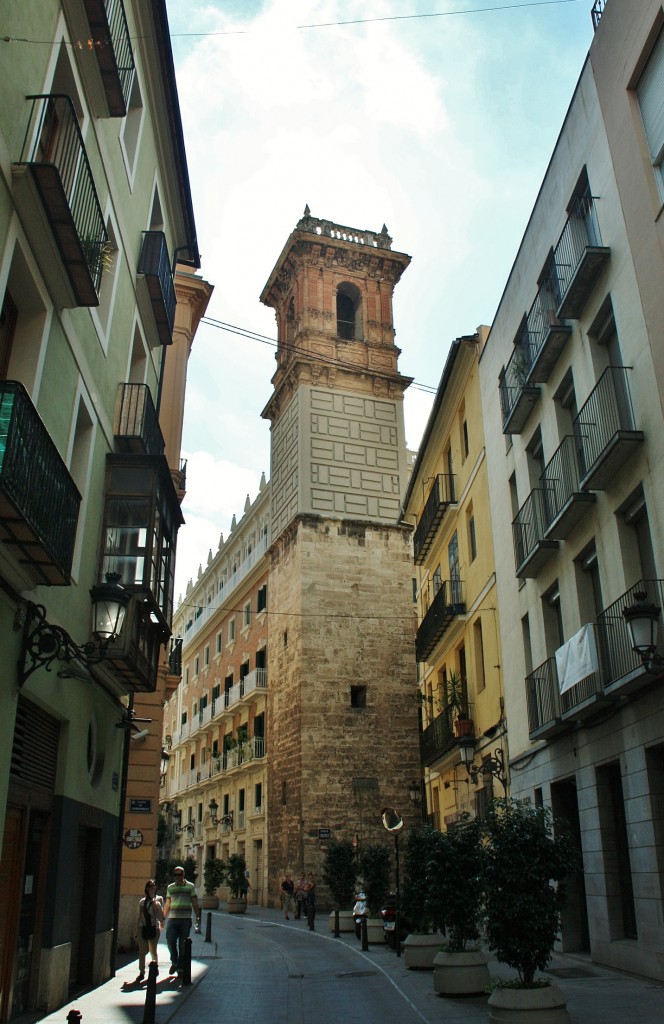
[243,600,251,629]
[336,282,362,340]
[228,617,236,643]
[204,645,210,668]
[257,584,267,613]
[212,683,220,702]
[351,685,367,708]
[240,660,250,681]
[184,666,189,687]
[254,782,263,811]
[216,631,222,655]
[636,27,664,199]
[467,510,477,563]
[283,630,288,647]
[463,420,469,459]
[194,655,199,677]
[448,532,460,602]
[473,619,486,693]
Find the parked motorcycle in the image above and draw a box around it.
[380,894,410,949]
[352,891,368,940]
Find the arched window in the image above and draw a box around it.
[336,282,362,340]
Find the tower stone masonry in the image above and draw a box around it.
[261,209,421,902]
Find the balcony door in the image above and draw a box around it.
[448,532,460,604]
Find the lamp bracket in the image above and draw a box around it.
[17,602,96,688]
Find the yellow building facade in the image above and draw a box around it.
[403,329,506,827]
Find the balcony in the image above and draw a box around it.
[0,381,81,586]
[184,532,269,643]
[419,705,464,767]
[499,346,540,434]
[521,283,572,384]
[540,435,596,541]
[243,667,268,699]
[114,383,165,456]
[591,1,606,32]
[416,579,465,662]
[82,0,135,115]
[512,489,558,578]
[14,95,107,307]
[413,474,456,565]
[553,195,610,319]
[573,366,643,490]
[526,580,664,740]
[137,231,176,345]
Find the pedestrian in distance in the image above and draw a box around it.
[280,872,295,919]
[240,869,251,901]
[136,879,164,982]
[305,872,316,931]
[163,865,201,976]
[294,872,306,919]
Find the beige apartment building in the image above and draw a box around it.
[403,328,506,828]
[479,0,664,982]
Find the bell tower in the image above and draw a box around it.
[261,207,412,535]
[261,210,420,896]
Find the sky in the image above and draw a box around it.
[163,0,595,602]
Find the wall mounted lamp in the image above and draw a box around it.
[458,736,508,793]
[208,800,234,829]
[172,809,195,835]
[160,748,171,778]
[408,780,421,804]
[622,591,663,674]
[17,572,130,687]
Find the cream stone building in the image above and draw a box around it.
[403,328,506,828]
[479,0,664,982]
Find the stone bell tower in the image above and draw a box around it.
[261,208,420,899]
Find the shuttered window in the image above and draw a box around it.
[637,27,664,194]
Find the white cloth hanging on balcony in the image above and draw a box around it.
[555,623,599,694]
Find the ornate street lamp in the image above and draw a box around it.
[458,736,508,793]
[622,591,663,673]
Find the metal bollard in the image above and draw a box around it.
[67,1011,82,1024]
[142,961,158,1024]
[182,936,192,986]
[333,909,340,938]
[361,916,368,951]
[205,910,212,943]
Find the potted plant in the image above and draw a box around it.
[202,857,226,909]
[446,672,473,737]
[427,815,490,995]
[401,825,441,968]
[322,839,357,933]
[482,799,578,1022]
[225,852,248,913]
[357,843,391,943]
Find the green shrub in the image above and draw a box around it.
[357,843,391,917]
[322,839,357,908]
[426,815,484,950]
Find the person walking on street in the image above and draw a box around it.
[305,872,316,931]
[280,873,295,919]
[136,880,164,982]
[294,872,306,919]
[163,865,201,975]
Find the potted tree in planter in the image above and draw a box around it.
[401,825,441,969]
[225,852,248,914]
[202,857,226,910]
[482,799,578,1022]
[427,815,490,995]
[447,672,473,737]
[357,843,391,943]
[322,839,357,934]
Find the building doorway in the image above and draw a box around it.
[550,777,590,951]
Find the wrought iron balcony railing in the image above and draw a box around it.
[512,488,558,577]
[413,473,456,565]
[591,1,606,31]
[573,366,643,489]
[526,579,664,738]
[521,281,572,384]
[114,383,165,456]
[416,578,465,662]
[17,95,107,306]
[499,345,540,434]
[0,381,81,585]
[138,231,176,345]
[552,194,610,318]
[539,434,596,540]
[419,705,457,767]
[82,0,135,115]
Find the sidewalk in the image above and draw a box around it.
[37,907,664,1024]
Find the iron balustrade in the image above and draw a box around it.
[114,383,165,456]
[573,365,638,480]
[419,706,457,766]
[499,344,539,431]
[413,473,456,564]
[552,194,608,316]
[539,434,584,529]
[20,95,107,298]
[597,579,664,685]
[526,658,561,735]
[591,1,606,31]
[416,578,465,662]
[512,488,549,570]
[0,381,81,584]
[138,231,176,343]
[102,0,135,110]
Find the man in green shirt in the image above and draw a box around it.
[163,865,201,974]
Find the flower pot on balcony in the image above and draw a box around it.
[488,983,569,1022]
[454,717,474,737]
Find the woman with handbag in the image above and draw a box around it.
[136,879,164,982]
